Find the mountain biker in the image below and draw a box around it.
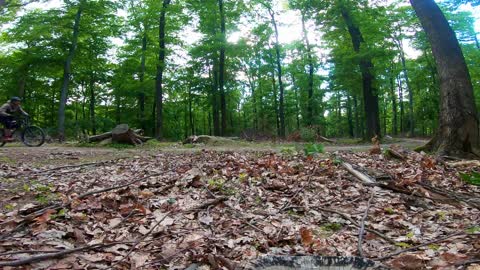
[0,97,29,141]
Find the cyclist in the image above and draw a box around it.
[0,97,29,141]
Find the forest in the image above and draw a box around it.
[0,0,478,147]
[1,1,480,269]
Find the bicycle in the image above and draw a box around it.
[0,117,46,147]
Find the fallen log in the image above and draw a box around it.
[341,162,376,184]
[87,131,112,142]
[317,135,336,144]
[87,124,153,145]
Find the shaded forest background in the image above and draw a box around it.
[0,0,479,141]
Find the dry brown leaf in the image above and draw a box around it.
[300,227,314,247]
[33,209,57,224]
[389,254,426,270]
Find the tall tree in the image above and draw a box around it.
[155,0,171,139]
[339,2,381,139]
[58,0,84,141]
[262,3,286,138]
[410,0,479,156]
[218,0,227,136]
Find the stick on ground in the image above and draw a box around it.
[358,192,375,257]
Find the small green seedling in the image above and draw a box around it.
[304,143,325,157]
[395,242,412,248]
[459,171,480,186]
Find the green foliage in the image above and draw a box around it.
[0,0,478,142]
[300,128,316,142]
[395,242,412,248]
[459,171,480,186]
[280,146,297,155]
[303,143,324,156]
[320,222,343,232]
[466,226,480,234]
[384,207,395,215]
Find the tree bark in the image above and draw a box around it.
[353,95,361,138]
[89,72,96,135]
[245,67,258,131]
[291,74,301,130]
[347,95,354,137]
[155,0,171,140]
[340,6,381,139]
[270,61,280,135]
[218,0,227,136]
[189,85,194,136]
[395,35,415,137]
[58,1,83,141]
[139,23,147,131]
[301,11,315,126]
[410,0,480,156]
[397,75,404,133]
[389,68,398,135]
[209,59,221,136]
[268,7,286,138]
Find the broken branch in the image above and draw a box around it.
[341,161,376,184]
[0,242,125,267]
[358,192,375,257]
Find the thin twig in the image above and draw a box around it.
[378,231,466,261]
[0,242,125,267]
[358,192,375,257]
[77,172,164,200]
[0,250,58,256]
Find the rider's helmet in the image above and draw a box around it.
[10,97,21,103]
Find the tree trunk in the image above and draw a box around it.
[398,75,404,133]
[291,74,301,130]
[347,95,354,137]
[340,6,381,139]
[209,59,221,136]
[189,86,194,136]
[245,66,258,131]
[389,68,398,135]
[301,11,315,126]
[139,24,147,131]
[89,73,96,135]
[353,95,360,138]
[268,7,286,138]
[396,35,415,137]
[270,65,280,135]
[218,0,227,136]
[155,0,171,140]
[58,1,83,141]
[410,0,480,156]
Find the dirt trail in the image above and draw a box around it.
[0,138,428,167]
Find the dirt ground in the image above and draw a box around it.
[2,138,478,270]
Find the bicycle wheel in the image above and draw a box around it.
[0,129,5,147]
[21,126,45,147]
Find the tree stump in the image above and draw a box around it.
[87,124,153,146]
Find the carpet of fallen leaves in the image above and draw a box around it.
[0,147,479,270]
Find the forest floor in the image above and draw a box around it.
[0,138,479,269]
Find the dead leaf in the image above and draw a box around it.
[389,254,426,270]
[33,209,57,224]
[108,218,123,229]
[300,227,313,247]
